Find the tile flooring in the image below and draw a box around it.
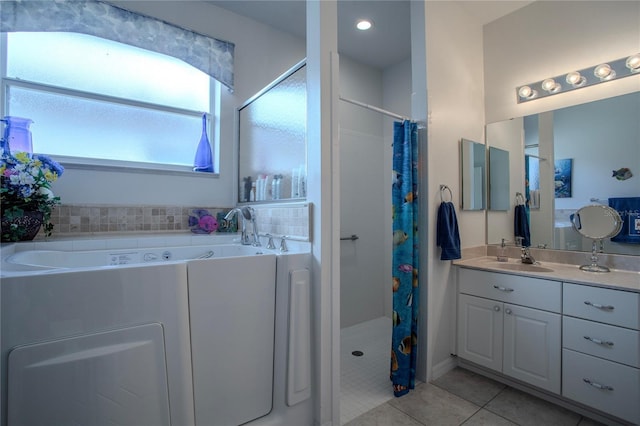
[341,317,607,426]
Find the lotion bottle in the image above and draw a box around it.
[497,238,509,262]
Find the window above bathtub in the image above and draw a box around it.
[0,0,235,176]
[1,31,221,175]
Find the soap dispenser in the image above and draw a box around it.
[497,239,509,262]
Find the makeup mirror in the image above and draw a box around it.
[571,204,623,272]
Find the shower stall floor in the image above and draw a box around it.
[340,316,394,425]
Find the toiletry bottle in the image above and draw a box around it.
[291,168,299,198]
[497,238,508,262]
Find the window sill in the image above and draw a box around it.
[55,155,219,178]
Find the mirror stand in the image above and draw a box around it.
[580,239,610,273]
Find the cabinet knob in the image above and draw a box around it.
[493,305,500,312]
[583,378,614,391]
[493,285,514,292]
[584,301,614,310]
[505,308,512,315]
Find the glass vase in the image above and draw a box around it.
[193,113,214,173]
[1,116,34,156]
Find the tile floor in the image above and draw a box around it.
[341,317,608,426]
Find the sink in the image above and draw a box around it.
[493,262,554,273]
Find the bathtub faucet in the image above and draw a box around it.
[224,207,261,246]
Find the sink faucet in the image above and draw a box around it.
[520,247,536,264]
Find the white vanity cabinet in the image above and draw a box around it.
[457,268,562,394]
[562,283,640,425]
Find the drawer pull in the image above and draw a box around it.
[583,301,614,310]
[493,285,514,292]
[583,378,614,391]
[583,336,614,347]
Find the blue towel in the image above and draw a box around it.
[608,197,640,244]
[436,201,461,260]
[514,204,531,247]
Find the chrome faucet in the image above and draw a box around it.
[520,247,536,264]
[224,207,251,245]
[241,206,261,247]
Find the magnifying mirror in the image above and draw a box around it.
[571,204,623,272]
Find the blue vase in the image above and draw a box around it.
[1,116,34,157]
[193,113,214,173]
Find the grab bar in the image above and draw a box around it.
[195,250,215,259]
[340,234,359,241]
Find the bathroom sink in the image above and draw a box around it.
[493,262,554,273]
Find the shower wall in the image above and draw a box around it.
[339,56,412,329]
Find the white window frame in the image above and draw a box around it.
[0,32,221,177]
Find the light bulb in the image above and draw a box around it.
[541,78,560,93]
[356,19,372,30]
[518,85,535,99]
[565,71,586,87]
[594,63,614,80]
[626,54,640,72]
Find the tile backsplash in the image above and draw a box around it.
[38,202,311,241]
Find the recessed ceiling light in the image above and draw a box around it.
[356,19,372,31]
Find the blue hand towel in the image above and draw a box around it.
[608,197,640,244]
[514,204,531,247]
[437,201,461,260]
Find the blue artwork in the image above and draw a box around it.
[554,158,572,198]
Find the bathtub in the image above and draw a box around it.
[0,235,313,426]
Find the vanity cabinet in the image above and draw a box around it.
[562,283,640,425]
[457,269,562,393]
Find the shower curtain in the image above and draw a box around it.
[390,120,419,397]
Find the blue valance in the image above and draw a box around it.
[0,0,235,91]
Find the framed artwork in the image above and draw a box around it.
[554,158,572,198]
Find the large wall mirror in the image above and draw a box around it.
[237,60,307,203]
[487,91,640,256]
[460,138,486,210]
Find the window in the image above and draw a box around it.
[1,32,220,173]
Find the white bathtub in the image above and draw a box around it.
[0,235,313,426]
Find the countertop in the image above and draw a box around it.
[453,256,640,293]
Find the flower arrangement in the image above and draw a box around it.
[1,149,64,241]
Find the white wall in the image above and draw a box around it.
[424,1,486,380]
[338,56,387,328]
[53,1,306,207]
[484,1,640,123]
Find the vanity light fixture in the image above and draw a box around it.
[356,19,372,31]
[516,53,640,103]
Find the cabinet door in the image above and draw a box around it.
[457,294,503,371]
[503,304,561,394]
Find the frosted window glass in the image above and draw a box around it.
[8,86,203,166]
[7,32,209,112]
[238,64,306,201]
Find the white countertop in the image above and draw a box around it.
[453,256,640,293]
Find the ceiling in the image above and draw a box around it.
[207,0,533,70]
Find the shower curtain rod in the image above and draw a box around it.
[339,96,411,122]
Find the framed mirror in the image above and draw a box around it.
[488,146,510,211]
[237,60,307,203]
[460,138,486,210]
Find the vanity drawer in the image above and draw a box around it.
[562,349,640,425]
[563,316,640,368]
[458,268,561,313]
[563,283,640,329]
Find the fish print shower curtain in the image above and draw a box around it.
[390,120,419,397]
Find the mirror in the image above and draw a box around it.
[571,204,623,272]
[460,138,486,210]
[488,146,510,211]
[237,60,307,203]
[487,91,640,256]
[571,204,623,240]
